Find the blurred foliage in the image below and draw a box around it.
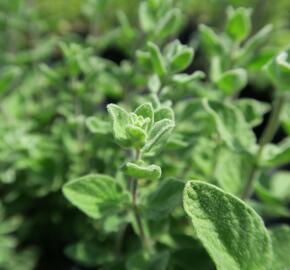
[0,0,290,269]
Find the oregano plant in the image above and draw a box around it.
[1,1,290,269]
[61,4,290,270]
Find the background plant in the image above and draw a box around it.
[1,0,290,269]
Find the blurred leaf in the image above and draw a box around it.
[63,174,129,219]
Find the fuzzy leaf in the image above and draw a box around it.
[172,71,205,84]
[183,181,272,270]
[215,148,252,195]
[148,42,167,77]
[125,125,147,148]
[134,103,154,129]
[155,9,181,40]
[269,225,290,270]
[226,7,252,42]
[139,2,154,33]
[263,138,290,167]
[154,107,175,122]
[136,50,152,70]
[203,99,256,151]
[264,51,290,92]
[237,24,273,66]
[199,24,224,56]
[107,104,131,147]
[216,68,247,95]
[169,47,194,73]
[125,162,161,181]
[86,116,111,134]
[63,174,129,219]
[142,119,175,154]
[237,99,270,127]
[269,171,290,203]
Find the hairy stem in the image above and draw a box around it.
[130,149,152,253]
[241,94,285,199]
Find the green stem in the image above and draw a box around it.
[130,149,152,253]
[241,94,285,199]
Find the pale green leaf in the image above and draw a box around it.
[155,9,181,40]
[107,104,131,147]
[86,116,111,134]
[215,148,252,195]
[216,68,247,96]
[270,171,290,203]
[63,174,129,219]
[203,99,256,151]
[134,103,154,129]
[142,119,175,154]
[148,42,167,77]
[125,162,161,181]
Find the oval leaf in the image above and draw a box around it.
[183,180,272,270]
[63,174,129,219]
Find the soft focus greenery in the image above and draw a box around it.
[1,0,290,269]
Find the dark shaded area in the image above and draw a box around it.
[100,46,128,65]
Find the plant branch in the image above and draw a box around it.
[241,94,285,199]
[130,149,152,253]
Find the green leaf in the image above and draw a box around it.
[249,200,290,218]
[63,174,129,219]
[264,51,290,92]
[65,241,114,267]
[169,46,194,73]
[226,7,252,42]
[125,162,161,181]
[199,24,224,56]
[134,103,154,129]
[216,68,247,96]
[125,125,147,148]
[237,24,273,66]
[215,148,252,195]
[136,50,152,70]
[183,181,272,270]
[148,75,161,93]
[269,171,290,203]
[172,71,205,84]
[145,178,184,220]
[155,8,181,40]
[126,251,169,270]
[154,106,175,122]
[0,66,21,94]
[203,99,256,151]
[142,119,175,154]
[86,116,111,134]
[148,42,167,77]
[107,104,132,147]
[139,2,154,33]
[269,225,290,270]
[237,99,270,127]
[263,138,290,167]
